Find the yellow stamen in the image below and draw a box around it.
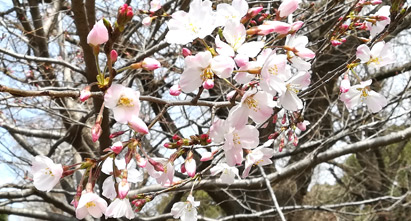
[117,95,134,107]
[86,201,96,208]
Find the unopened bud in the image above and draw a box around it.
[331,40,343,46]
[182,48,192,57]
[110,50,118,63]
[172,134,181,141]
[169,84,181,96]
[281,114,287,124]
[111,141,123,154]
[203,79,214,89]
[293,134,298,146]
[79,86,91,102]
[268,132,280,140]
[109,130,125,139]
[91,123,102,142]
[148,158,164,172]
[279,137,285,152]
[142,57,161,70]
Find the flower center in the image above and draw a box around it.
[286,83,300,94]
[117,95,134,107]
[367,57,380,65]
[188,23,199,34]
[245,97,259,112]
[269,65,279,76]
[44,167,54,176]
[357,87,369,101]
[233,132,241,145]
[201,67,213,81]
[86,201,96,208]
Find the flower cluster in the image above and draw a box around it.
[28,1,399,221]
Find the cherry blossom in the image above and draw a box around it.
[215,20,264,58]
[210,163,240,185]
[145,158,175,186]
[105,198,135,219]
[260,53,291,96]
[285,34,315,71]
[150,0,162,13]
[104,84,141,124]
[179,51,234,93]
[278,0,299,18]
[278,72,311,111]
[234,48,272,84]
[227,88,276,128]
[356,41,395,68]
[101,158,143,200]
[216,0,248,26]
[242,147,274,178]
[340,79,387,113]
[169,84,182,96]
[165,0,217,45]
[209,118,259,166]
[87,20,109,46]
[76,192,107,219]
[171,194,200,221]
[365,6,390,39]
[31,155,63,192]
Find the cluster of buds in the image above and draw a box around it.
[132,195,153,212]
[164,134,212,149]
[117,4,134,30]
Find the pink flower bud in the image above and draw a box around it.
[290,21,304,32]
[340,38,347,43]
[268,132,280,140]
[128,116,149,134]
[126,7,134,20]
[109,130,125,139]
[172,134,181,140]
[180,163,186,173]
[79,86,91,102]
[340,75,350,93]
[341,23,349,30]
[148,158,164,172]
[279,136,285,152]
[281,114,287,124]
[164,143,172,148]
[185,158,196,177]
[111,141,123,154]
[248,7,264,18]
[118,179,130,199]
[272,114,278,123]
[203,79,214,89]
[87,20,109,46]
[287,130,293,142]
[371,0,382,5]
[142,57,161,70]
[110,50,118,63]
[293,134,298,146]
[331,40,343,46]
[278,0,299,18]
[142,17,153,26]
[262,21,291,35]
[91,123,102,142]
[135,153,147,168]
[200,152,213,161]
[296,121,309,131]
[182,48,192,57]
[376,15,389,21]
[169,84,181,96]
